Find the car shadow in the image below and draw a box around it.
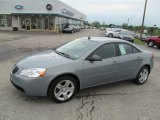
[10,80,135,104]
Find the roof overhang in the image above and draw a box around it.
[11,13,86,22]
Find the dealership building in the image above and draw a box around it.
[0,0,86,32]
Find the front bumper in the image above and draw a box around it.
[10,73,53,97]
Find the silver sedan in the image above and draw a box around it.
[10,37,154,103]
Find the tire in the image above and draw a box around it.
[157,45,160,49]
[48,76,77,103]
[108,33,113,38]
[148,41,154,47]
[71,30,74,34]
[134,66,150,85]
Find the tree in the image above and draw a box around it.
[122,23,128,29]
[91,21,101,28]
[102,21,106,27]
[128,25,133,30]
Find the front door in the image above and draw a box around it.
[83,43,119,88]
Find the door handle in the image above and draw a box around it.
[112,61,117,65]
[137,57,142,59]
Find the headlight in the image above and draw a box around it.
[20,68,46,78]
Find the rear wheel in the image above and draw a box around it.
[134,66,150,85]
[48,76,77,103]
[148,41,154,47]
[108,33,113,38]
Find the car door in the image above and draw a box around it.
[116,43,143,81]
[83,43,119,88]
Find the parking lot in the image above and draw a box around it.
[0,29,160,120]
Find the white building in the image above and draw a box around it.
[0,0,86,32]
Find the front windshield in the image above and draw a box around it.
[56,39,98,60]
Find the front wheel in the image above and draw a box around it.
[157,44,160,49]
[134,66,150,85]
[48,76,77,103]
[148,41,154,47]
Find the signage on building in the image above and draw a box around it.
[46,4,52,11]
[15,5,24,10]
[62,9,74,17]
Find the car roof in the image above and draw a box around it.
[81,37,128,43]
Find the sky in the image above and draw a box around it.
[60,0,160,27]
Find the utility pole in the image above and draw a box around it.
[127,18,132,28]
[140,0,148,39]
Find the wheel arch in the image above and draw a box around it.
[47,73,80,96]
[147,39,155,43]
[142,64,151,73]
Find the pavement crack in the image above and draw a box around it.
[77,97,85,120]
[89,105,95,120]
[76,96,95,120]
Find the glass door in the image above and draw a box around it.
[26,19,31,30]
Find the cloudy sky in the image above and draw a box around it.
[60,0,160,27]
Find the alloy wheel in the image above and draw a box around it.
[138,68,149,83]
[54,80,75,101]
[148,41,154,47]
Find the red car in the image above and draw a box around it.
[147,36,160,49]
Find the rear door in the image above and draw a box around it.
[116,43,143,81]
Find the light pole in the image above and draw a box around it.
[140,0,148,39]
[127,18,132,26]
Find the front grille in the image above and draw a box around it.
[123,37,131,41]
[12,66,19,74]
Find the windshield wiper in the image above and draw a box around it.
[54,50,72,59]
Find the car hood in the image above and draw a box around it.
[17,50,72,69]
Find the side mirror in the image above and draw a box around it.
[88,55,102,61]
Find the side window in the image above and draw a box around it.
[118,43,133,55]
[93,43,116,59]
[133,47,140,53]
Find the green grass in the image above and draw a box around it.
[134,38,145,45]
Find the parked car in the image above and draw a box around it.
[75,25,81,32]
[138,34,148,41]
[80,25,85,29]
[62,25,76,33]
[146,36,160,49]
[10,37,154,103]
[119,30,135,43]
[105,28,121,38]
[84,26,89,29]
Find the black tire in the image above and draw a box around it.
[134,66,150,85]
[48,76,77,103]
[108,33,113,38]
[71,30,74,34]
[157,45,160,49]
[147,41,154,47]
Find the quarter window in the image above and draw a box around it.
[93,43,116,59]
[118,43,140,55]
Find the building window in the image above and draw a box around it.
[0,15,12,27]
